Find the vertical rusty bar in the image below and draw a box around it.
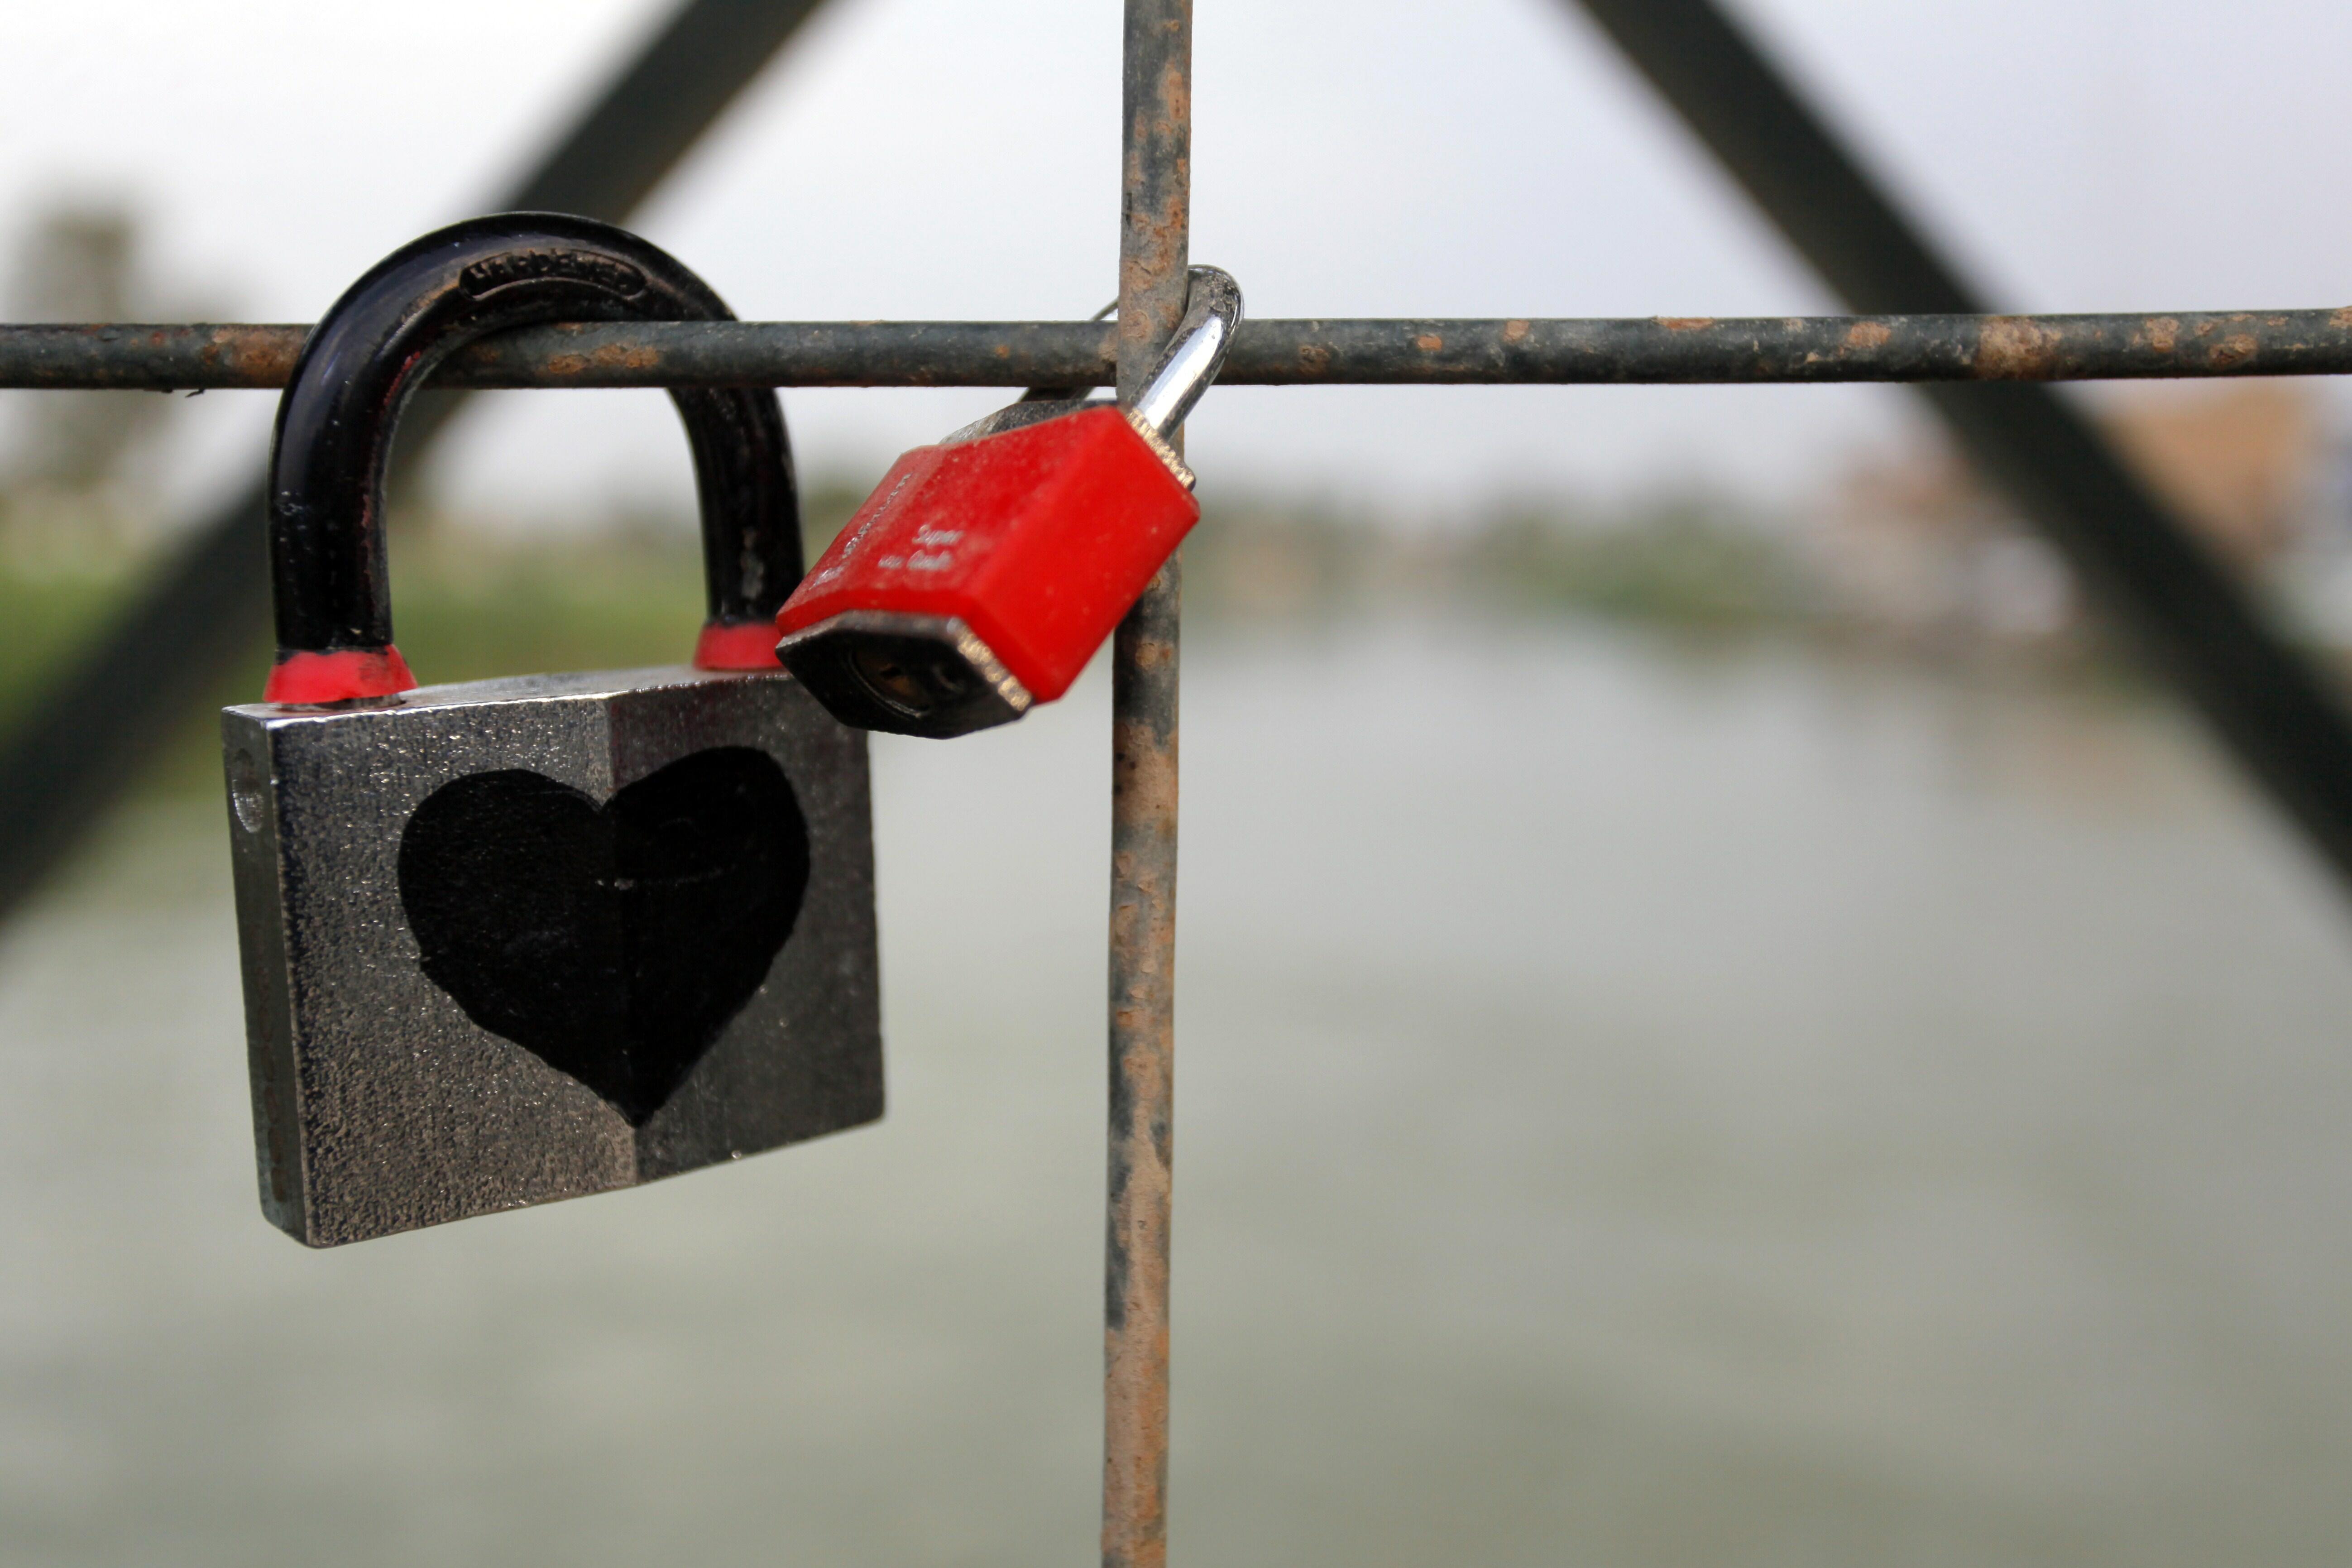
[1105,3,1189,1568]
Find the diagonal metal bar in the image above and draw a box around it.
[498,0,829,219]
[0,0,831,923]
[8,307,2352,389]
[1572,0,2352,895]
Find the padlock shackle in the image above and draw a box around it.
[264,214,801,703]
[1128,266,1243,439]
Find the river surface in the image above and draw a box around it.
[6,617,2352,1567]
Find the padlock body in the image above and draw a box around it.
[778,405,1198,705]
[222,667,880,1247]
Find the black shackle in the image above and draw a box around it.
[263,213,800,704]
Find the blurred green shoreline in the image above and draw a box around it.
[0,481,2150,804]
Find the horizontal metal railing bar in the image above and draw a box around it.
[2,308,2348,391]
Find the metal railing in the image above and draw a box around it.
[9,307,2352,389]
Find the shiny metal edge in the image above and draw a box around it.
[1123,408,1196,490]
[775,610,1033,715]
[225,663,793,724]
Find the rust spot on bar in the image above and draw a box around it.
[2144,316,2180,355]
[1973,316,2062,379]
[206,325,302,385]
[1157,58,1191,132]
[1296,344,1332,375]
[1111,723,1182,816]
[589,342,659,370]
[1502,319,1532,344]
[2209,334,2258,369]
[544,354,589,377]
[1844,320,1892,350]
[1658,316,1715,331]
[1414,332,1444,352]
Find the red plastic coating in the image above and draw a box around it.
[263,646,418,705]
[692,619,785,671]
[775,406,1197,703]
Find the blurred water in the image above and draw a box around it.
[6,617,2352,1567]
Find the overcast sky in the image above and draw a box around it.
[5,0,2351,526]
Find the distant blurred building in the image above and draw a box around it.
[0,201,173,569]
[2109,384,2323,566]
[1815,383,2337,648]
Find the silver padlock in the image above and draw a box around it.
[222,216,881,1247]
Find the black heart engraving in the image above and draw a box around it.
[397,747,811,1125]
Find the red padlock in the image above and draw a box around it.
[775,267,1241,737]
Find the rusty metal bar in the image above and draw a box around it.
[0,0,835,925]
[1572,0,2352,903]
[1104,3,1188,1567]
[10,306,2352,389]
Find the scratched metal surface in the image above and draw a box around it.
[220,667,879,1247]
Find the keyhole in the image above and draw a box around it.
[849,643,972,718]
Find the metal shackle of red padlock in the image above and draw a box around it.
[774,266,1243,738]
